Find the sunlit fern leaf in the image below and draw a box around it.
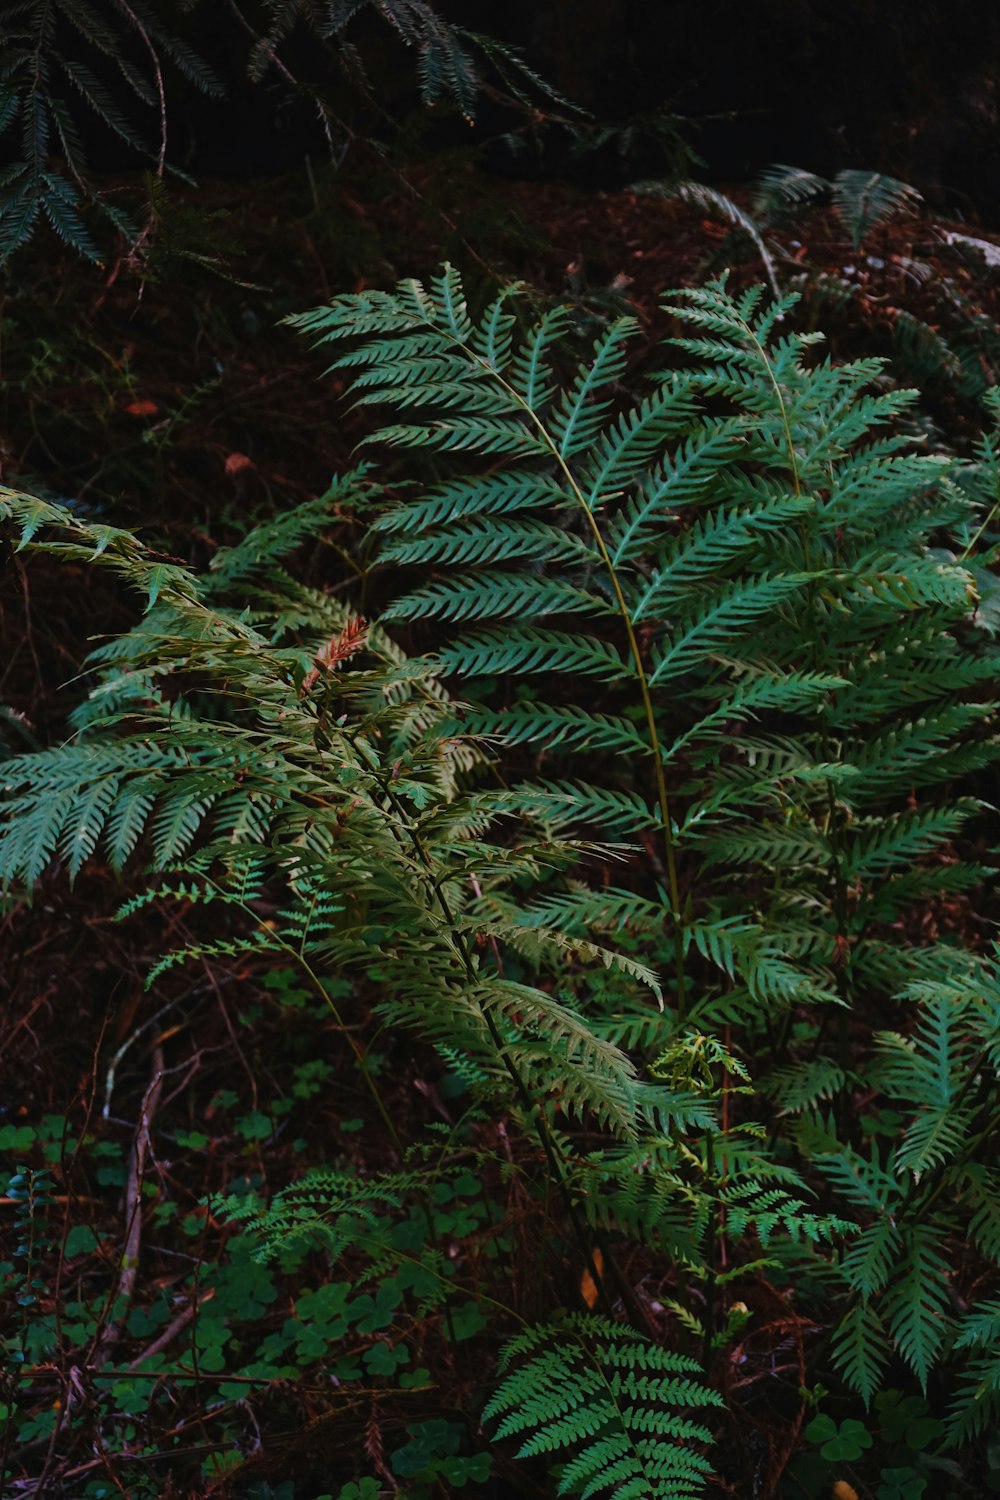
[721,1181,856,1247]
[549,319,638,457]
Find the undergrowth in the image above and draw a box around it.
[641,164,1000,431]
[2,270,1000,1497]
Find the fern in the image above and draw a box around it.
[831,170,922,248]
[5,263,1000,1479]
[282,266,1000,1449]
[754,163,921,248]
[292,268,996,1042]
[485,1313,721,1500]
[635,179,781,295]
[948,1300,1000,1442]
[798,957,1000,1401]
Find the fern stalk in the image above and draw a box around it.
[351,725,620,1318]
[402,320,690,1013]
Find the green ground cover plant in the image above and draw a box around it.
[3,271,1000,1496]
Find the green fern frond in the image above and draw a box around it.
[485,1313,720,1499]
[7,258,1000,1472]
[948,1300,1000,1441]
[831,1299,893,1405]
[752,164,828,220]
[832,170,922,248]
[435,627,626,679]
[882,1224,952,1388]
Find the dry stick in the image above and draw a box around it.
[97,1047,165,1364]
[29,1049,164,1496]
[103,998,179,1118]
[127,1289,217,1371]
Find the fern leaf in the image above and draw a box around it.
[649,573,809,684]
[486,1314,719,1499]
[436,627,625,680]
[549,319,638,458]
[831,1299,892,1404]
[383,572,609,623]
[883,1224,952,1388]
[832,170,921,249]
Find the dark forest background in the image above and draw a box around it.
[40,1,1000,204]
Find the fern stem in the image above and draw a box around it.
[555,481,688,1014]
[273,928,465,1343]
[339,1224,528,1329]
[735,302,860,1085]
[958,492,1000,563]
[214,887,409,1163]
[899,1057,999,1223]
[184,862,468,1341]
[348,729,622,1321]
[734,312,803,504]
[442,331,688,1014]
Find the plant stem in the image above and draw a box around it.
[440,329,688,1013]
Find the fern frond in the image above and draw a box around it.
[649,572,810,684]
[831,1299,892,1405]
[882,1224,952,1388]
[435,628,625,680]
[382,571,608,623]
[831,170,921,248]
[486,1313,720,1500]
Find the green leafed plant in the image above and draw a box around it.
[3,267,1000,1494]
[485,1313,722,1500]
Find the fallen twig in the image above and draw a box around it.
[96,1047,164,1364]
